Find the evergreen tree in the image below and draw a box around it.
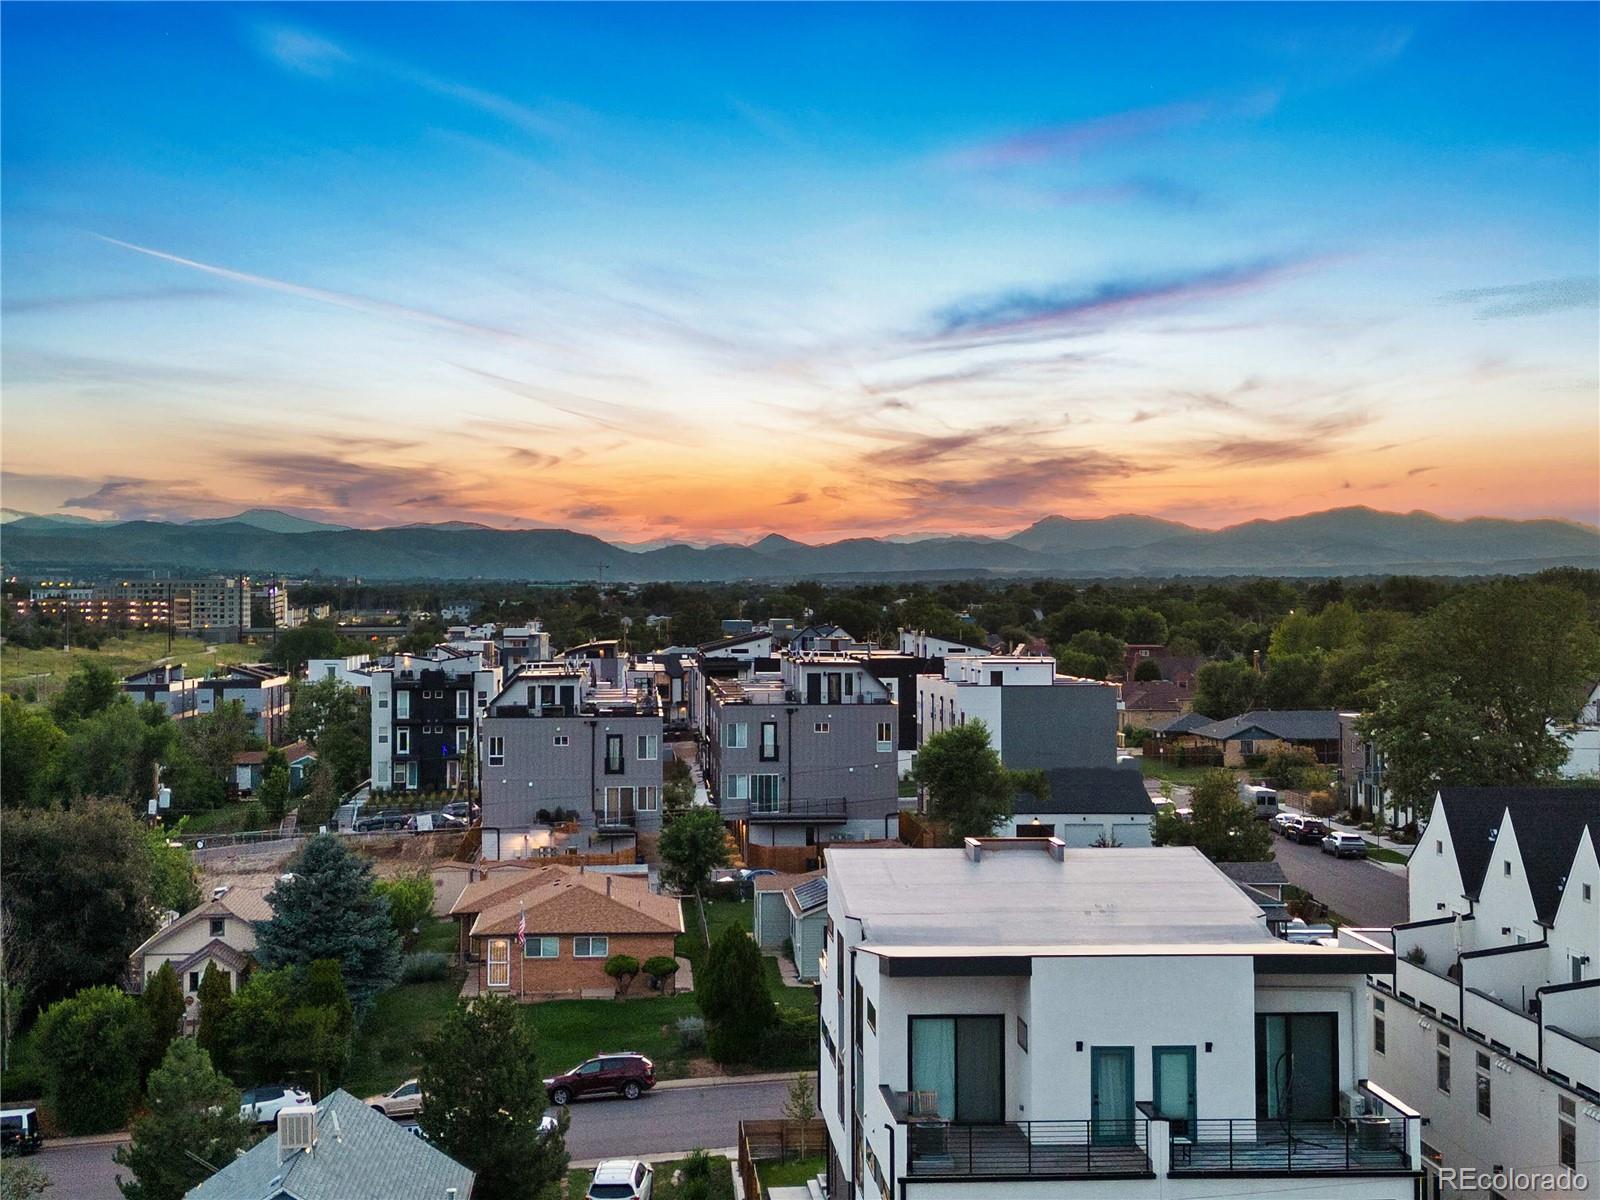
[139,962,185,1083]
[419,996,569,1200]
[253,835,401,1014]
[696,925,774,1065]
[114,1039,258,1200]
[35,985,149,1134]
[194,964,233,1074]
[293,959,354,1095]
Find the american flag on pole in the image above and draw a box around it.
[516,907,527,948]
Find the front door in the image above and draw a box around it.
[1152,1046,1197,1139]
[1090,1046,1134,1144]
[487,938,510,988]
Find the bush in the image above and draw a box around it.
[400,952,451,984]
[36,985,149,1134]
[676,1015,707,1052]
[604,955,641,996]
[759,1007,817,1068]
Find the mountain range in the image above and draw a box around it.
[1,507,1595,582]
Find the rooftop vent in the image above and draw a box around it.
[963,837,1067,863]
[211,885,230,901]
[277,1105,317,1159]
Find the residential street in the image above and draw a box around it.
[36,1078,793,1200]
[1270,835,1410,928]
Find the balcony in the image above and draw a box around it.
[746,796,848,823]
[1172,1116,1415,1175]
[594,810,637,833]
[907,1120,1152,1180]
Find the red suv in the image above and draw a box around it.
[545,1053,655,1105]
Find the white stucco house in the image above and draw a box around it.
[819,838,1421,1199]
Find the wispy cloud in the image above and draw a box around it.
[3,287,226,315]
[778,492,809,506]
[1442,276,1599,319]
[1407,464,1439,477]
[949,100,1210,169]
[885,450,1143,515]
[1197,409,1375,466]
[1051,177,1204,209]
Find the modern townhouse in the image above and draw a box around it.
[820,837,1421,1200]
[369,645,501,793]
[915,654,1120,772]
[706,654,901,872]
[478,662,665,860]
[124,663,291,742]
[1370,787,1600,1199]
[898,629,989,660]
[498,623,552,668]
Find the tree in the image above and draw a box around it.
[114,1039,257,1200]
[419,995,570,1200]
[658,808,731,895]
[226,967,297,1083]
[0,1160,50,1200]
[1133,659,1163,682]
[287,679,371,793]
[1124,606,1170,646]
[0,696,65,809]
[910,721,1020,843]
[178,701,258,793]
[642,956,680,993]
[50,661,121,724]
[1260,745,1330,793]
[142,823,200,914]
[374,871,435,944]
[258,765,290,825]
[603,955,640,996]
[2,800,161,1009]
[253,835,402,1014]
[1058,629,1126,679]
[58,701,149,801]
[1363,581,1600,814]
[1260,651,1326,710]
[783,1072,818,1157]
[194,963,233,1073]
[269,624,356,672]
[1192,659,1260,718]
[1152,770,1272,863]
[696,925,775,1065]
[140,962,186,1083]
[293,960,354,1095]
[36,985,149,1134]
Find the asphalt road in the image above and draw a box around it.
[36,1078,793,1199]
[1270,834,1410,927]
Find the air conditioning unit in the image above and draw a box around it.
[1339,1088,1371,1118]
[277,1105,318,1157]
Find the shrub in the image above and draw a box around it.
[604,955,641,996]
[400,952,451,984]
[759,1006,817,1068]
[1304,790,1339,818]
[36,985,149,1134]
[675,1015,707,1052]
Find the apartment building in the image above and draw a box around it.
[498,623,552,668]
[369,646,501,794]
[916,655,1120,773]
[110,576,252,635]
[478,662,665,859]
[1370,787,1600,1199]
[123,663,290,742]
[821,838,1421,1200]
[705,654,901,870]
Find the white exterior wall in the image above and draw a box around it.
[1411,802,1468,920]
[1550,830,1599,984]
[1558,724,1600,779]
[1003,813,1153,846]
[139,915,256,994]
[370,671,394,790]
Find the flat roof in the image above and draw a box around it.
[827,845,1278,949]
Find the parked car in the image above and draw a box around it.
[1322,832,1369,858]
[403,811,466,832]
[545,1053,656,1105]
[355,810,408,832]
[0,1108,43,1155]
[365,1079,425,1119]
[239,1085,311,1125]
[441,800,480,823]
[586,1159,654,1200]
[1294,818,1331,845]
[1273,813,1303,838]
[736,867,777,900]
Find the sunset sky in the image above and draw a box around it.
[3,3,1597,543]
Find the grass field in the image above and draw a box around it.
[758,1155,827,1188]
[1138,758,1235,787]
[343,974,466,1098]
[1,631,257,701]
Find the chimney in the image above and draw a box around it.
[963,837,982,862]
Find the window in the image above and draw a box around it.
[395,728,410,755]
[1436,1031,1451,1093]
[523,936,559,959]
[605,734,624,774]
[636,734,658,760]
[724,722,748,749]
[1504,860,1512,877]
[1559,1096,1577,1168]
[876,722,894,751]
[553,734,569,747]
[1475,1052,1492,1120]
[392,764,406,786]
[1585,883,1593,902]
[487,939,510,987]
[990,670,1005,687]
[909,1015,1004,1123]
[1574,955,1588,983]
[378,731,389,744]
[637,786,658,811]
[760,721,779,761]
[723,774,749,801]
[456,727,470,752]
[866,999,877,1034]
[209,918,226,939]
[396,691,410,719]
[378,696,388,709]
[1017,1017,1029,1053]
[1436,840,1443,855]
[189,971,201,992]
[1373,997,1386,1055]
[406,761,418,789]
[446,760,461,789]
[814,722,830,734]
[455,690,469,719]
[573,936,609,958]
[487,736,504,766]
[751,774,782,813]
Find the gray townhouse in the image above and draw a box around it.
[478,662,665,860]
[705,654,901,871]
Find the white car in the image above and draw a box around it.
[586,1159,654,1200]
[239,1084,311,1124]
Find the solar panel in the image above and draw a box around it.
[790,877,828,912]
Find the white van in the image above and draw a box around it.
[1239,783,1280,819]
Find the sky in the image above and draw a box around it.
[3,2,1597,543]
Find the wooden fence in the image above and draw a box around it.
[898,809,942,848]
[738,1118,828,1199]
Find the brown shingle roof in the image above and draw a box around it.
[233,741,314,766]
[130,886,273,959]
[449,864,572,917]
[471,873,682,938]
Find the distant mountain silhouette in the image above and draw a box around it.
[2,506,1594,581]
[187,508,351,534]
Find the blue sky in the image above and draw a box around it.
[3,2,1596,538]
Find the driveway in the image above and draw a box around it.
[1271,834,1410,927]
[37,1078,794,1200]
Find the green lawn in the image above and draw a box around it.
[344,975,465,1097]
[1139,758,1235,787]
[1,632,257,702]
[566,1156,733,1200]
[1363,843,1409,865]
[175,805,268,835]
[683,898,814,1016]
[758,1155,826,1188]
[521,992,701,1080]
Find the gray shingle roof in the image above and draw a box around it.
[1188,710,1342,743]
[186,1089,473,1200]
[1154,711,1214,735]
[1014,767,1155,816]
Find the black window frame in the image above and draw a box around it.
[604,734,625,774]
[759,721,779,762]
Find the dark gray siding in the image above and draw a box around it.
[999,685,1118,771]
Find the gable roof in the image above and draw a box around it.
[786,875,828,917]
[1121,681,1191,712]
[1014,767,1155,816]
[1437,787,1600,925]
[1188,710,1341,743]
[449,864,572,917]
[131,886,273,961]
[186,1088,473,1200]
[234,741,314,766]
[173,939,251,979]
[1154,710,1215,735]
[753,869,821,895]
[471,872,682,938]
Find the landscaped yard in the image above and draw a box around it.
[1363,842,1409,865]
[757,1155,826,1188]
[0,631,256,702]
[564,1155,734,1200]
[410,916,459,954]
[343,974,465,1097]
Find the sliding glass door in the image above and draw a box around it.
[1256,1013,1338,1121]
[909,1016,1004,1123]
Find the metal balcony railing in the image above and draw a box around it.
[906,1119,1151,1178]
[1171,1116,1415,1174]
[594,810,637,830]
[746,796,849,821]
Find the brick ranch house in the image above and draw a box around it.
[449,865,683,1001]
